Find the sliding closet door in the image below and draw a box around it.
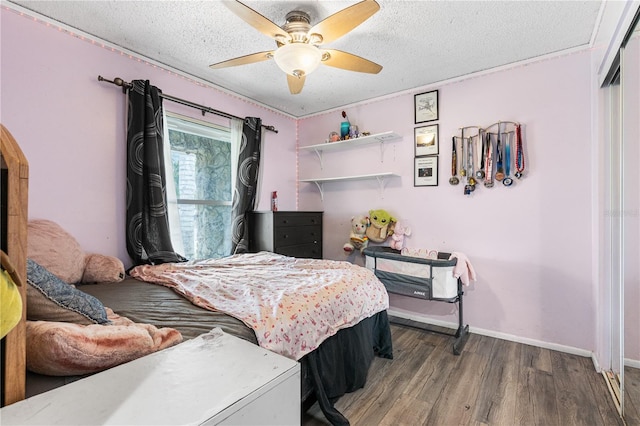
[622,16,640,422]
[602,11,640,420]
[604,76,624,415]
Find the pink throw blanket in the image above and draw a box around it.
[27,309,183,376]
[130,252,389,360]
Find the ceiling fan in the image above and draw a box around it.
[209,0,383,95]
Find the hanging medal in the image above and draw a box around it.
[503,130,514,187]
[484,132,494,188]
[475,129,485,180]
[464,137,476,195]
[467,137,476,187]
[449,136,459,185]
[459,131,466,178]
[515,124,525,179]
[494,125,505,181]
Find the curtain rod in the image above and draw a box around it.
[97,76,278,133]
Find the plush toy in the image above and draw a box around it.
[389,221,412,250]
[1,250,23,339]
[366,209,397,243]
[343,215,369,253]
[27,219,125,284]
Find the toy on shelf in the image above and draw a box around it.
[389,221,412,250]
[366,209,396,243]
[343,215,369,254]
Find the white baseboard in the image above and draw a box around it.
[387,309,593,359]
[625,358,640,369]
[592,353,602,373]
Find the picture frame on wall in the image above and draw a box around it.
[414,90,439,123]
[414,124,439,156]
[414,156,438,187]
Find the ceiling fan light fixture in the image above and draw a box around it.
[273,43,322,78]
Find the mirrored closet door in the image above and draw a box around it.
[603,9,640,422]
[621,13,640,423]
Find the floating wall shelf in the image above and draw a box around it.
[300,172,399,201]
[299,131,402,168]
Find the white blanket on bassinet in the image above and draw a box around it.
[401,248,477,286]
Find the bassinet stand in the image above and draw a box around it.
[389,276,469,355]
[364,247,470,355]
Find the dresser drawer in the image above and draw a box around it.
[276,242,322,259]
[274,225,322,247]
[272,212,322,228]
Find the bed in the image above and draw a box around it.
[0,124,393,426]
[27,256,393,426]
[1,124,28,407]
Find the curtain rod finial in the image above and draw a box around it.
[98,75,132,93]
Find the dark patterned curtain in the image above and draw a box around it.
[126,80,186,265]
[230,117,262,254]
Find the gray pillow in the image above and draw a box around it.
[26,258,110,324]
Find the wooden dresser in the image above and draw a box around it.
[249,211,323,259]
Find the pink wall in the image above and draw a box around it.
[0,8,297,266]
[298,51,596,352]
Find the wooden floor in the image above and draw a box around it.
[303,322,632,426]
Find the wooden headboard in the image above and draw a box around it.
[1,124,28,406]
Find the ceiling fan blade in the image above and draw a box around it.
[209,51,274,69]
[224,1,291,43]
[308,0,380,45]
[287,74,306,94]
[321,49,382,74]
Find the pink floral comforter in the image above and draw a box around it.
[129,252,389,360]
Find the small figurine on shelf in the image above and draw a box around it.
[341,110,359,140]
[340,121,350,140]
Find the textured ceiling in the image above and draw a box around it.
[6,0,603,118]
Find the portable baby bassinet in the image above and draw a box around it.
[363,246,470,354]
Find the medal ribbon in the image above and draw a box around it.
[467,137,474,179]
[515,124,525,175]
[505,133,511,177]
[451,136,457,178]
[479,130,485,172]
[484,133,493,185]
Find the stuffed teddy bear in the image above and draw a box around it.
[366,209,397,243]
[27,219,125,284]
[343,215,369,253]
[389,221,412,250]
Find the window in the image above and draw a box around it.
[164,113,236,260]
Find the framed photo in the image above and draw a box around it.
[414,124,439,156]
[414,90,439,123]
[414,156,438,187]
